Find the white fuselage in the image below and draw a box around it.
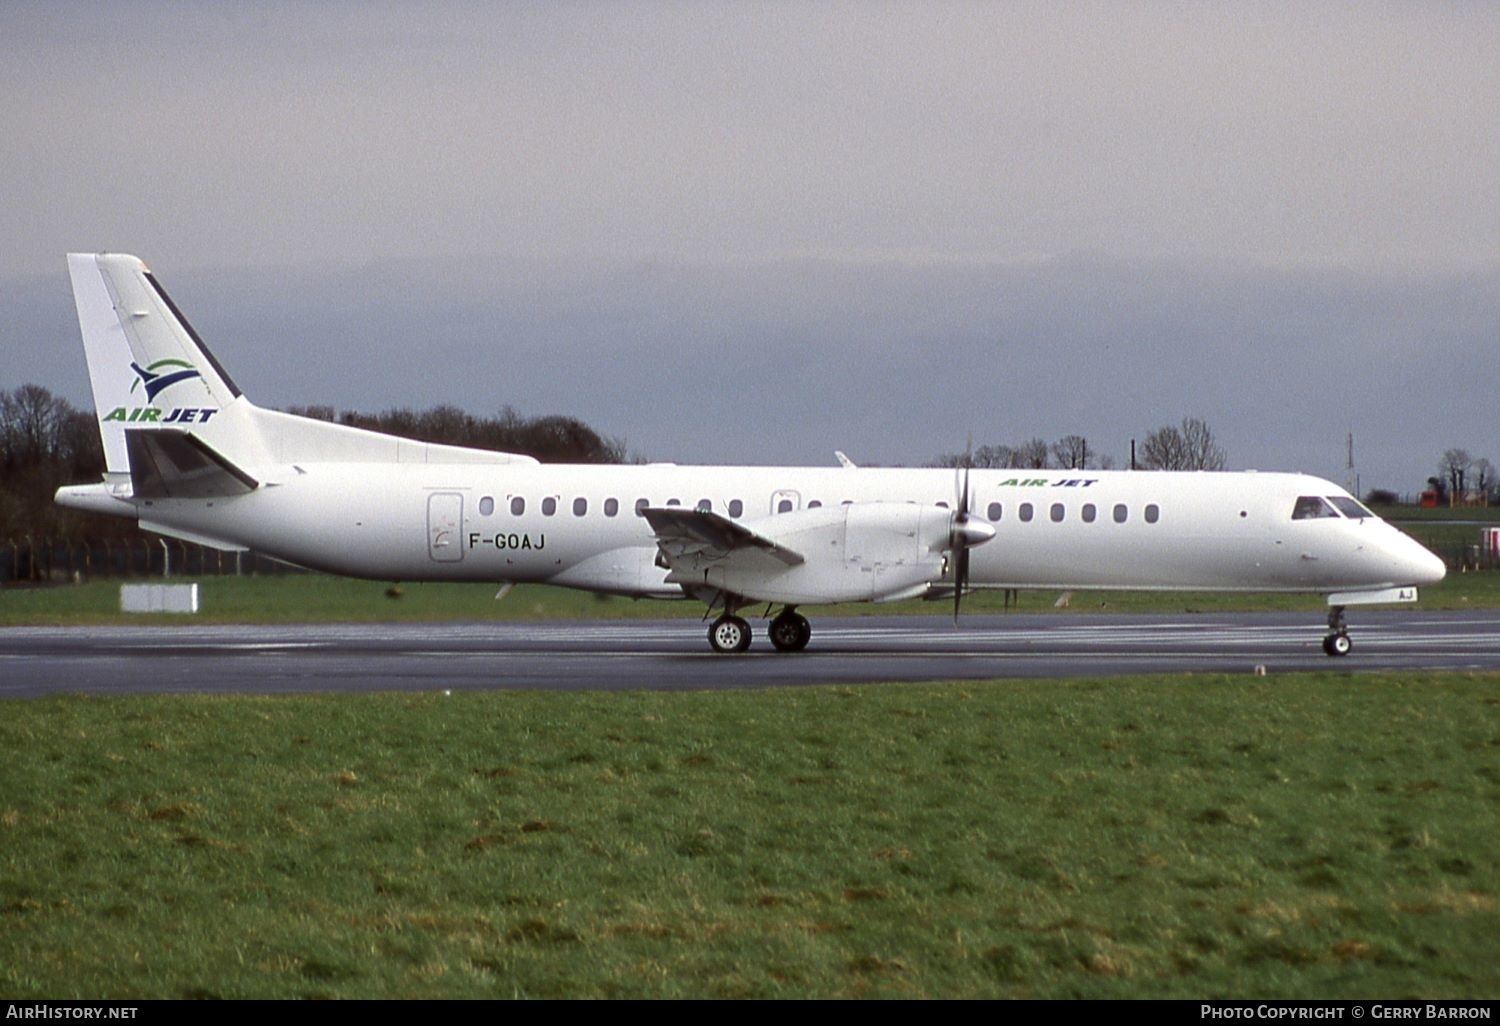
[118,461,1446,599]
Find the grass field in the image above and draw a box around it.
[4,519,1497,998]
[2,673,1497,998]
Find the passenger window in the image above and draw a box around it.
[1292,496,1340,520]
[604,498,619,517]
[667,498,681,507]
[728,499,743,518]
[1145,504,1160,524]
[937,501,950,510]
[634,498,649,517]
[778,499,793,514]
[986,502,1002,521]
[479,496,494,516]
[808,500,822,508]
[1050,503,1065,523]
[542,497,557,516]
[696,499,712,512]
[573,497,587,516]
[1113,504,1128,523]
[510,496,525,516]
[1081,503,1096,523]
[1019,502,1034,523]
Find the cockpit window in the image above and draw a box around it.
[1327,496,1373,519]
[1292,496,1340,520]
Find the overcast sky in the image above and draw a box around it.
[3,1,1497,489]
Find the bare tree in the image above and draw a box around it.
[1140,424,1188,470]
[1141,417,1226,471]
[1475,458,1494,502]
[937,437,1115,471]
[1015,437,1050,469]
[934,444,1011,469]
[1050,435,1090,470]
[974,444,1017,469]
[935,438,1052,469]
[1179,417,1227,471]
[0,384,69,468]
[1440,448,1473,503]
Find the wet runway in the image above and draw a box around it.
[4,611,1500,698]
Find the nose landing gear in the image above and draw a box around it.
[1323,605,1352,657]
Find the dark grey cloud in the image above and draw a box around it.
[4,3,1496,494]
[2,3,1497,276]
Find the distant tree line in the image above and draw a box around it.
[934,418,1224,472]
[0,384,630,563]
[283,404,628,465]
[0,385,106,546]
[934,435,1117,471]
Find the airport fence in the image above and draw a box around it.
[1,537,305,584]
[1436,541,1500,573]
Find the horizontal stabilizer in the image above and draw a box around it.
[125,429,258,498]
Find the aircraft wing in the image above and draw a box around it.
[642,507,805,568]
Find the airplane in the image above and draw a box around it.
[55,253,1447,656]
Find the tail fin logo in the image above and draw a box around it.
[130,359,202,402]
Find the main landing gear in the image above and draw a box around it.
[707,607,813,654]
[768,609,812,652]
[1322,605,1352,657]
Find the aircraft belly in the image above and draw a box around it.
[687,559,939,605]
[547,546,671,595]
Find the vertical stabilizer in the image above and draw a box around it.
[67,253,244,474]
[65,253,538,474]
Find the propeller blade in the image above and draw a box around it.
[953,544,969,624]
[954,445,972,624]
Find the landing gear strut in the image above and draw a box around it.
[1322,605,1352,657]
[768,608,812,653]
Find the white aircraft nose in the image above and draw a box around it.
[1409,544,1447,586]
[1385,529,1447,586]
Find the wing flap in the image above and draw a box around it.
[642,507,805,568]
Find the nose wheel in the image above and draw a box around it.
[1322,605,1352,657]
[1322,632,1352,657]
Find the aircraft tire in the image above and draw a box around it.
[769,612,812,653]
[710,615,752,654]
[1323,632,1352,657]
